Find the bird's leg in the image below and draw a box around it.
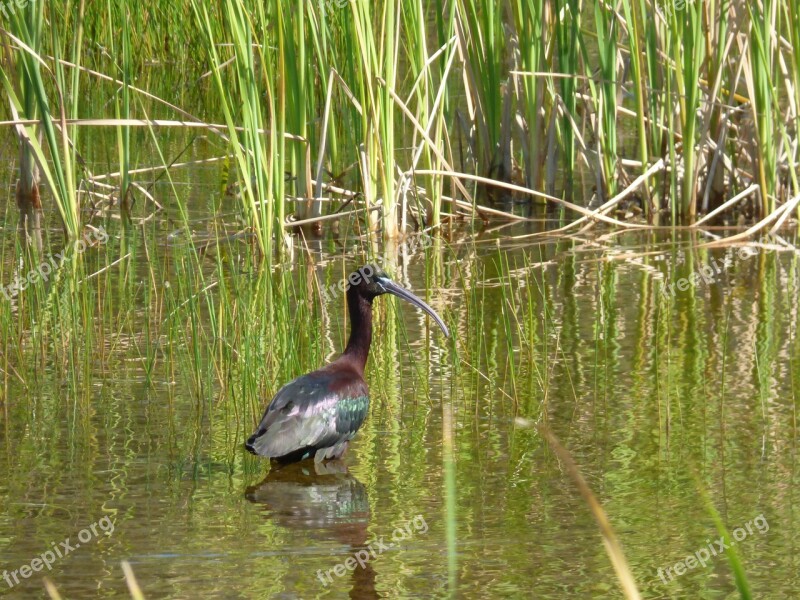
[314,441,350,464]
[333,441,349,460]
[314,459,348,475]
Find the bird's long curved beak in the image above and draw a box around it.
[378,277,450,337]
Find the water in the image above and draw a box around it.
[1,134,798,597]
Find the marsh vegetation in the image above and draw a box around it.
[1,0,799,598]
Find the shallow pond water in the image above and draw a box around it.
[1,196,798,599]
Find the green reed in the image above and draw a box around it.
[553,0,580,193]
[402,0,452,229]
[279,2,314,215]
[455,0,506,180]
[588,0,619,199]
[620,0,650,214]
[109,0,133,215]
[511,0,549,192]
[192,0,278,257]
[1,0,80,239]
[350,0,400,237]
[747,0,779,218]
[3,0,800,246]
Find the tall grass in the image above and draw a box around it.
[401,0,453,229]
[4,0,799,244]
[109,0,133,215]
[587,0,620,199]
[671,0,704,219]
[511,0,550,192]
[620,0,650,214]
[350,0,400,237]
[191,0,280,257]
[280,2,314,217]
[455,0,506,182]
[747,0,780,218]
[553,0,580,196]
[1,0,80,240]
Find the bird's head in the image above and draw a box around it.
[351,264,449,337]
[354,264,391,296]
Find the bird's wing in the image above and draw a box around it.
[248,370,369,459]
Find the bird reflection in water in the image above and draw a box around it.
[245,461,377,599]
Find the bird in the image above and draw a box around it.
[245,264,449,464]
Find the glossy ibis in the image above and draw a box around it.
[245,264,449,463]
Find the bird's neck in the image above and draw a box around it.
[342,287,373,373]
